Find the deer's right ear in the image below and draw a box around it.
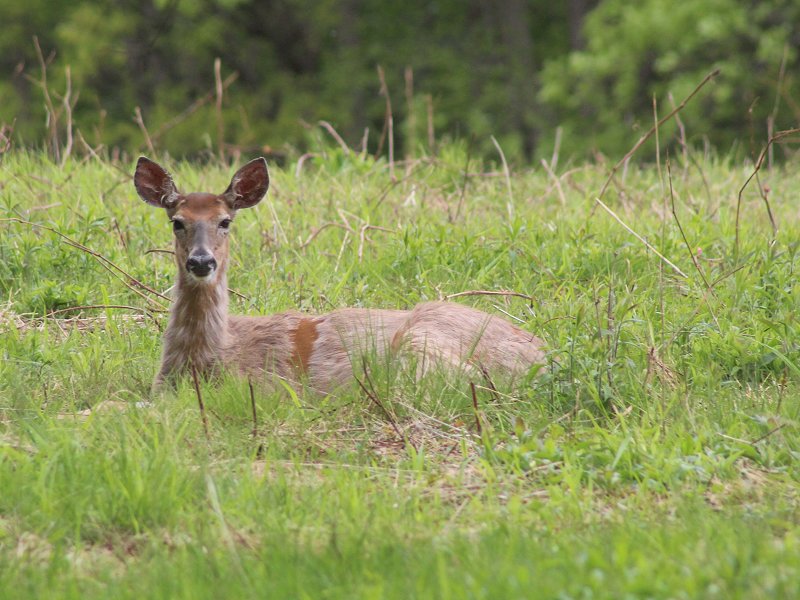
[134,157,180,209]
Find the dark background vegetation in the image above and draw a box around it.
[1,0,799,161]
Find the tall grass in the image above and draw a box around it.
[1,146,799,598]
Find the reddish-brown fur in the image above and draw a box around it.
[290,319,320,374]
[134,157,546,394]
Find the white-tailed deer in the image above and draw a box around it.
[135,157,546,393]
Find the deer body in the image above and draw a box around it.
[135,158,545,394]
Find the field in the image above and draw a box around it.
[1,146,799,598]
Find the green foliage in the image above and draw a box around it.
[3,0,796,161]
[539,0,800,158]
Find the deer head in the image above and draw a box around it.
[134,157,269,286]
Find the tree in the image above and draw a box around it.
[539,0,800,159]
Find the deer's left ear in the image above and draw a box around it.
[223,158,269,210]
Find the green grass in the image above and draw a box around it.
[1,146,799,598]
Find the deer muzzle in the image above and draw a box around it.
[186,253,217,278]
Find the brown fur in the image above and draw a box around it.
[135,157,546,394]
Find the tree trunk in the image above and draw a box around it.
[491,0,537,157]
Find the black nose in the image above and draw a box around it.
[186,254,217,277]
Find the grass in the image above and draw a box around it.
[1,145,799,598]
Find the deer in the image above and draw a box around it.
[134,156,546,394]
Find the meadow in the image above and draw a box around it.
[1,144,798,598]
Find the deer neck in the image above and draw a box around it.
[162,268,231,376]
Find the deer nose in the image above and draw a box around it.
[186,254,217,277]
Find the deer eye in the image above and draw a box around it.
[172,220,185,232]
[219,219,232,230]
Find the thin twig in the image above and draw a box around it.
[470,382,483,436]
[666,157,720,337]
[491,304,525,323]
[294,153,316,177]
[357,224,369,263]
[369,172,408,210]
[661,263,746,351]
[751,423,785,445]
[717,423,784,447]
[451,137,473,223]
[214,58,225,162]
[404,66,416,160]
[445,289,533,302]
[318,121,351,155]
[355,360,415,451]
[0,119,15,155]
[667,159,715,296]
[477,364,500,403]
[375,65,395,180]
[134,106,155,155]
[76,131,132,180]
[735,128,800,258]
[249,379,258,438]
[227,288,249,302]
[103,261,167,308]
[540,158,567,205]
[45,304,165,317]
[550,126,563,172]
[300,222,354,249]
[597,68,720,202]
[594,199,688,278]
[191,364,210,440]
[1,218,170,307]
[153,72,239,141]
[358,224,393,261]
[30,36,59,161]
[425,94,435,152]
[667,91,689,167]
[668,92,712,205]
[491,135,515,220]
[768,44,789,169]
[61,65,75,166]
[716,432,756,446]
[112,218,128,252]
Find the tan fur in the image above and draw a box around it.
[135,157,546,394]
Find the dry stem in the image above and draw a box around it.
[214,58,225,162]
[249,379,258,438]
[319,121,351,155]
[470,382,483,436]
[491,135,515,220]
[355,360,416,451]
[153,72,239,142]
[597,68,720,202]
[444,290,533,302]
[425,94,435,152]
[451,137,473,223]
[735,127,800,258]
[134,107,155,155]
[375,65,395,180]
[191,364,210,440]
[591,201,689,278]
[667,159,714,297]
